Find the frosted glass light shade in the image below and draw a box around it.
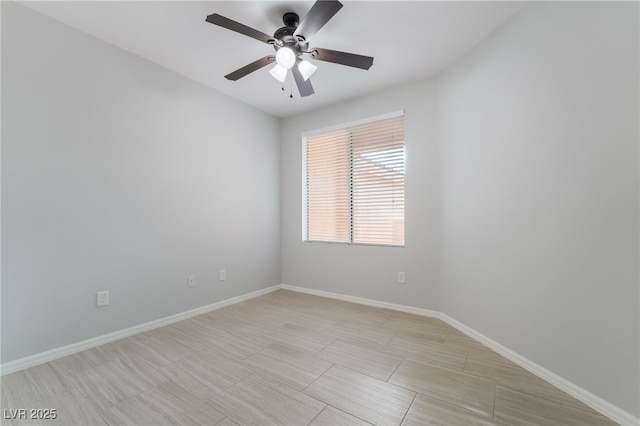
[275,47,296,69]
[269,64,288,83]
[298,60,317,81]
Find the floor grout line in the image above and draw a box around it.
[399,391,419,426]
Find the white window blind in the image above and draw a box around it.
[303,113,405,246]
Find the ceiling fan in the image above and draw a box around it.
[205,0,374,97]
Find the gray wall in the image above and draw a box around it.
[281,80,441,309]
[438,1,639,416]
[1,2,281,363]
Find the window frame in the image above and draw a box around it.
[302,110,406,248]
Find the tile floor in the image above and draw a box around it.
[0,290,617,425]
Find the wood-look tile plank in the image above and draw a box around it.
[87,337,144,364]
[261,323,336,354]
[141,323,212,352]
[99,405,139,426]
[334,305,395,324]
[444,329,488,350]
[384,335,469,371]
[169,318,257,357]
[463,349,589,409]
[493,386,618,426]
[123,334,205,368]
[49,339,152,384]
[277,313,337,332]
[316,339,403,380]
[389,358,495,417]
[382,315,451,343]
[47,389,109,425]
[309,406,374,426]
[187,317,269,359]
[207,297,303,332]
[210,373,326,426]
[46,345,113,376]
[109,380,226,426]
[107,398,172,426]
[279,295,349,323]
[304,365,415,426]
[60,358,168,411]
[325,321,396,347]
[188,348,256,377]
[198,309,281,338]
[0,363,66,409]
[251,372,329,412]
[160,350,253,399]
[242,343,333,390]
[402,394,506,426]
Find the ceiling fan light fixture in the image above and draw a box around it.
[275,46,296,69]
[298,59,318,81]
[206,1,374,97]
[269,63,288,83]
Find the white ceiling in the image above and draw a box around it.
[21,1,526,118]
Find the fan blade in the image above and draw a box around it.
[310,48,373,70]
[294,1,343,40]
[292,66,314,97]
[225,56,275,81]
[206,13,274,44]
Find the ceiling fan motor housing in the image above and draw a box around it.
[274,12,307,54]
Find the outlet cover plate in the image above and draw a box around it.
[97,291,109,307]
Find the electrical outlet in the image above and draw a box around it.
[188,275,195,287]
[397,272,405,283]
[97,291,109,307]
[219,269,226,281]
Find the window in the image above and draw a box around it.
[303,112,405,246]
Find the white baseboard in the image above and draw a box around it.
[0,285,281,376]
[438,313,639,426]
[282,284,639,426]
[279,284,440,318]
